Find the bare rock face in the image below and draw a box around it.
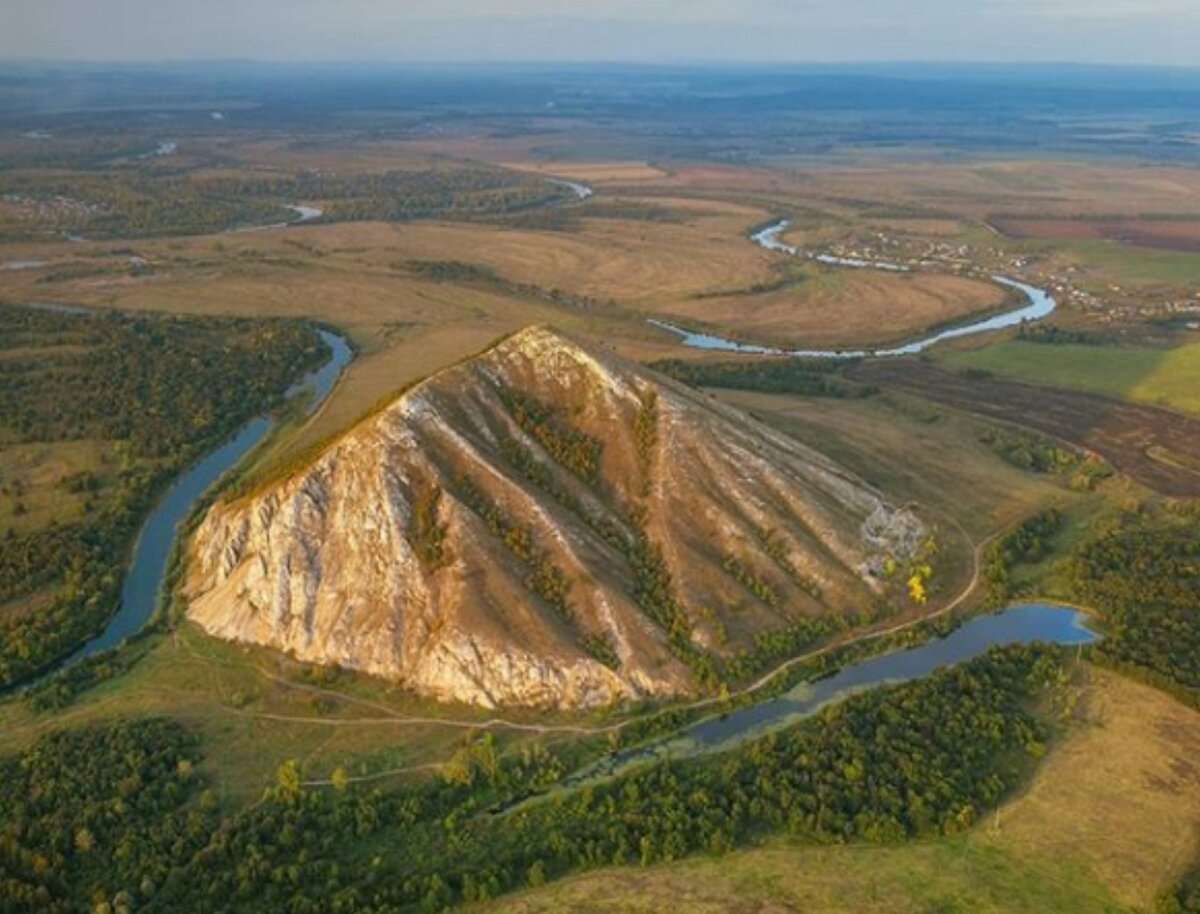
[186,326,922,709]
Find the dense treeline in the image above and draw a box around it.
[0,303,327,687]
[400,259,612,311]
[1071,509,1200,701]
[1160,865,1200,914]
[1162,867,1200,914]
[721,552,783,608]
[0,719,216,914]
[0,173,282,240]
[35,642,1060,911]
[649,357,872,399]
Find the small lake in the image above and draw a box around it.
[49,327,352,673]
[649,219,1057,359]
[558,603,1096,790]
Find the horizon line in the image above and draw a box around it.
[1,57,1198,73]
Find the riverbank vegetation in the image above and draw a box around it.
[0,645,1063,914]
[0,303,327,688]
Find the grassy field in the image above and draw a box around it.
[0,622,603,806]
[713,389,1069,543]
[472,667,1200,914]
[943,341,1200,415]
[473,839,1128,914]
[1047,239,1200,286]
[0,437,114,534]
[850,360,1200,497]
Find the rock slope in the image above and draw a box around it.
[186,326,923,709]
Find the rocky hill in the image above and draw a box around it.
[185,327,924,709]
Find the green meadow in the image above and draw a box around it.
[943,341,1200,415]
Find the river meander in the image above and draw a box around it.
[650,219,1056,358]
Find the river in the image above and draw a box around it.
[46,327,352,675]
[650,218,1056,358]
[510,602,1097,805]
[228,203,325,234]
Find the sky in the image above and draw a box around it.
[3,0,1199,67]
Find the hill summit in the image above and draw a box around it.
[185,327,923,709]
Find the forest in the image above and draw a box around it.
[0,303,327,688]
[1071,508,1200,704]
[0,645,1064,914]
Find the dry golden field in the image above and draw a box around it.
[658,268,1008,349]
[3,183,1012,458]
[6,142,1200,504]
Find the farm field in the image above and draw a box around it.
[848,360,1200,497]
[991,217,1200,253]
[943,341,1200,415]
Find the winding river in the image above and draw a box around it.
[650,218,1056,358]
[46,327,352,677]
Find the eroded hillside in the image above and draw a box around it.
[186,327,924,709]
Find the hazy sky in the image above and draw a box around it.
[4,0,1199,66]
